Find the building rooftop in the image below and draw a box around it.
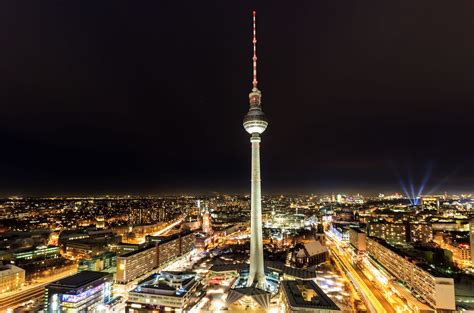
[282,280,340,311]
[296,241,328,258]
[0,264,24,276]
[119,245,154,258]
[48,271,110,289]
[349,226,365,233]
[148,230,194,245]
[131,271,199,297]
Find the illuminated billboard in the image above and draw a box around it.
[61,283,104,303]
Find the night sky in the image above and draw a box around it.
[1,1,474,196]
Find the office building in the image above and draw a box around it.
[114,243,146,255]
[11,245,60,264]
[148,230,195,267]
[179,230,195,256]
[156,236,179,267]
[280,280,340,313]
[0,264,25,293]
[202,209,212,234]
[45,271,113,313]
[126,271,202,312]
[348,227,366,253]
[368,221,432,244]
[78,252,116,272]
[366,237,455,311]
[408,222,433,243]
[116,246,157,284]
[65,240,108,259]
[470,220,474,266]
[289,241,329,267]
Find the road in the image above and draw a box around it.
[326,232,393,313]
[363,255,429,312]
[0,284,45,313]
[150,215,186,237]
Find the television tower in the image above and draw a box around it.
[243,10,268,289]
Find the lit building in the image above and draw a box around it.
[156,236,180,266]
[470,220,474,266]
[114,242,146,255]
[289,241,329,267]
[210,262,315,283]
[280,280,340,313]
[329,224,349,241]
[433,233,471,268]
[432,219,469,232]
[147,230,195,267]
[409,222,433,243]
[0,264,25,293]
[421,196,440,210]
[179,230,195,256]
[367,222,407,244]
[96,215,106,229]
[126,271,203,312]
[11,245,60,264]
[45,271,113,313]
[78,252,116,272]
[266,213,306,230]
[366,237,455,311]
[116,245,157,284]
[348,227,366,253]
[447,242,470,268]
[367,221,432,244]
[194,232,212,249]
[202,209,212,234]
[65,240,107,259]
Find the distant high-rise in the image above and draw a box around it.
[243,10,268,289]
[470,220,474,266]
[202,208,212,234]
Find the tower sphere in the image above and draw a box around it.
[243,110,268,134]
[243,88,268,134]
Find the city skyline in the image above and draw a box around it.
[1,3,473,312]
[1,2,474,195]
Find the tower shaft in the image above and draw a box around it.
[248,134,266,288]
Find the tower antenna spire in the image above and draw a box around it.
[252,10,258,89]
